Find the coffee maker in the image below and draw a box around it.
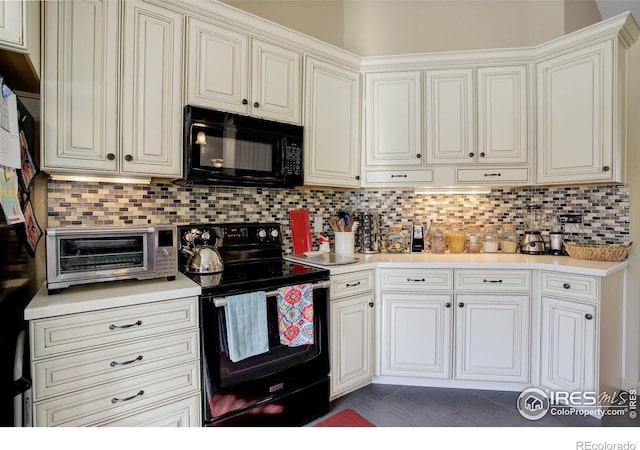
[519,205,546,254]
[355,212,381,253]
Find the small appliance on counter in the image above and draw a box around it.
[519,204,546,255]
[410,224,425,253]
[548,215,564,256]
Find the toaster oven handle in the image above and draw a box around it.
[212,280,331,308]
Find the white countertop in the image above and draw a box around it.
[25,273,202,320]
[286,252,628,277]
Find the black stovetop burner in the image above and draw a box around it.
[178,223,329,296]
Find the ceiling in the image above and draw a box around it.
[595,0,640,22]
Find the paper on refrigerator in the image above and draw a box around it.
[0,88,21,169]
[0,166,25,224]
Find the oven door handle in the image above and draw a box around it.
[212,280,331,308]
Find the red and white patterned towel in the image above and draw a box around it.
[277,284,314,346]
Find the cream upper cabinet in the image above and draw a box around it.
[186,18,301,124]
[42,0,183,178]
[303,56,360,188]
[42,0,120,173]
[364,71,423,167]
[426,66,528,166]
[536,40,617,184]
[0,0,24,49]
[121,1,184,176]
[425,68,474,165]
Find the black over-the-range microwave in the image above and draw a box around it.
[180,106,304,188]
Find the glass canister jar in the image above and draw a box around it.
[465,224,483,253]
[448,222,465,253]
[500,223,518,253]
[483,224,500,253]
[429,221,448,253]
[386,225,408,253]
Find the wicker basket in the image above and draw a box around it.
[564,242,632,262]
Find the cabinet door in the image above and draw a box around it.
[121,1,183,177]
[536,40,614,184]
[0,0,24,48]
[425,68,474,165]
[380,293,452,379]
[477,65,528,164]
[304,57,360,188]
[251,38,301,124]
[364,71,423,166]
[455,294,529,382]
[42,0,119,172]
[186,17,249,115]
[540,297,596,393]
[330,294,373,398]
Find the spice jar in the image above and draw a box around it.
[386,225,408,253]
[429,221,448,253]
[448,222,465,253]
[483,225,500,253]
[500,223,518,253]
[465,224,483,253]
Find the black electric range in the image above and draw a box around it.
[177,223,329,295]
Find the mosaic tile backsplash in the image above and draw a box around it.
[47,181,629,252]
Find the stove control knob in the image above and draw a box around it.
[270,229,279,239]
[258,229,267,239]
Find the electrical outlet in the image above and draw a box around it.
[313,215,324,233]
[559,214,583,224]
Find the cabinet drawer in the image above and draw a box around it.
[380,268,453,291]
[541,272,598,302]
[331,270,374,299]
[100,393,201,427]
[456,168,529,183]
[31,297,198,359]
[33,330,200,401]
[34,362,200,427]
[455,269,531,291]
[365,169,433,185]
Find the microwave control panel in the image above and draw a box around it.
[285,145,302,176]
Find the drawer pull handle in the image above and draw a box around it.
[111,390,144,404]
[110,355,143,368]
[407,278,426,282]
[482,279,503,283]
[458,302,465,308]
[585,314,593,320]
[109,320,142,331]
[483,173,501,177]
[563,283,571,289]
[391,174,408,178]
[346,282,361,288]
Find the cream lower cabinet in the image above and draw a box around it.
[538,270,624,409]
[29,297,201,427]
[42,0,183,178]
[329,270,374,399]
[379,268,530,385]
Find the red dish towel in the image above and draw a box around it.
[277,284,314,346]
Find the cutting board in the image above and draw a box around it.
[289,209,313,255]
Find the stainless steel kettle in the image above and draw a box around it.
[181,229,224,273]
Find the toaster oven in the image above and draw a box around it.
[46,225,177,294]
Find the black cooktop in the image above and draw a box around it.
[177,223,329,296]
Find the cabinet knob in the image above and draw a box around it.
[355,175,360,181]
[368,302,374,308]
[563,283,571,289]
[242,99,248,105]
[445,302,451,308]
[603,166,610,172]
[416,153,421,159]
[480,152,486,157]
[458,302,464,308]
[585,313,593,320]
[254,101,260,108]
[468,152,474,158]
[107,153,116,161]
[124,154,133,162]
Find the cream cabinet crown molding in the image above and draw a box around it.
[151,0,361,69]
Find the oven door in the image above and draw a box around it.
[200,281,329,426]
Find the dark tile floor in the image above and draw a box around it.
[308,384,639,427]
